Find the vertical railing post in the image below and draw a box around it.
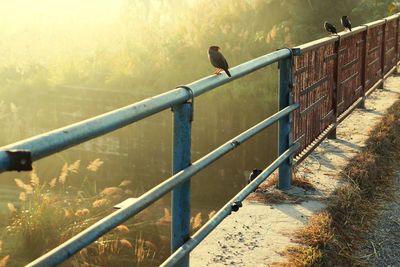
[171,101,192,267]
[278,49,294,190]
[328,37,340,139]
[395,16,400,73]
[360,26,368,109]
[380,20,387,86]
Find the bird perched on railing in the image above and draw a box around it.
[324,21,337,35]
[248,169,263,192]
[208,46,231,77]
[248,169,263,184]
[341,16,352,31]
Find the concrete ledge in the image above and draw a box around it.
[190,76,400,266]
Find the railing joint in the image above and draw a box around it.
[176,85,195,121]
[230,140,240,148]
[5,150,32,171]
[279,47,300,58]
[230,201,242,213]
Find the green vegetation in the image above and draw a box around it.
[0,1,396,146]
[0,159,214,266]
[0,0,396,93]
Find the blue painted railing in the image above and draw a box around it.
[2,12,399,265]
[0,48,299,266]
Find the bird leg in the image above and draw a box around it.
[215,68,222,75]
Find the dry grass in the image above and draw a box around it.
[0,256,9,267]
[3,159,160,266]
[291,212,333,247]
[292,170,316,191]
[276,246,322,267]
[271,212,333,267]
[279,99,400,266]
[247,170,315,204]
[248,189,303,204]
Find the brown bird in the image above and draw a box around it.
[208,46,231,77]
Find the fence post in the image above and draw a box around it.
[380,20,387,87]
[396,16,400,73]
[172,102,192,267]
[278,49,294,190]
[328,37,340,139]
[360,26,368,109]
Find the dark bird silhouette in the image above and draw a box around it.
[248,169,263,184]
[248,169,263,192]
[341,16,352,31]
[324,21,337,35]
[208,46,231,77]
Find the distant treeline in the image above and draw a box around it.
[0,0,396,94]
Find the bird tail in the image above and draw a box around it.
[225,69,231,77]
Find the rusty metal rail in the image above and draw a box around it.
[293,14,400,165]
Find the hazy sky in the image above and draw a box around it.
[0,0,123,31]
[0,0,126,65]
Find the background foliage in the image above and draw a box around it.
[0,0,396,94]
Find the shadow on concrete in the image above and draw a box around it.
[334,138,362,151]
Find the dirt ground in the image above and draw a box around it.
[359,171,400,266]
[190,76,400,266]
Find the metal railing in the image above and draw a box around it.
[293,14,400,164]
[1,48,297,266]
[0,13,399,267]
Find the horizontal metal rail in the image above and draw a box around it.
[161,142,300,267]
[338,25,367,37]
[365,19,386,27]
[26,103,299,267]
[3,13,399,267]
[295,16,398,55]
[0,49,291,173]
[295,35,338,53]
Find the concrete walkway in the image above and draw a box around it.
[190,76,400,266]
